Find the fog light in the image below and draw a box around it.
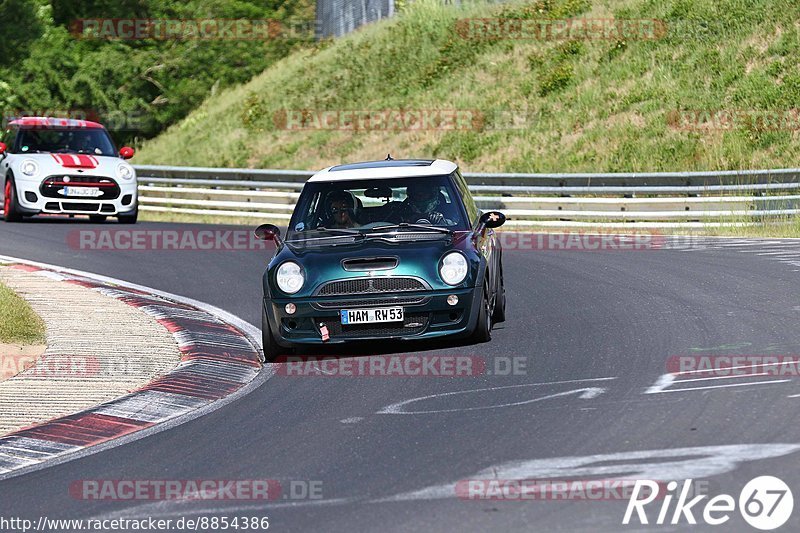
[447,295,459,306]
[285,303,297,315]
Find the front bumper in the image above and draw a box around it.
[14,176,137,216]
[264,287,482,347]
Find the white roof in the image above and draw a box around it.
[308,159,458,182]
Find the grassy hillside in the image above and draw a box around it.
[137,0,800,173]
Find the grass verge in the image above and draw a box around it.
[0,280,46,345]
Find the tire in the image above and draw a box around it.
[470,281,492,343]
[117,206,138,224]
[492,262,506,323]
[3,177,23,222]
[89,215,107,223]
[261,309,285,363]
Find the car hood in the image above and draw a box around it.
[14,153,133,180]
[264,231,481,297]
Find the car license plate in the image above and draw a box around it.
[340,307,403,324]
[63,186,101,197]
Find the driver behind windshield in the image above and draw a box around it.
[388,182,455,225]
[320,190,359,229]
[70,133,99,154]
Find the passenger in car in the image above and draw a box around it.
[321,190,360,228]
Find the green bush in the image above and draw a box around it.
[1,0,314,146]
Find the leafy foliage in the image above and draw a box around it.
[0,0,313,146]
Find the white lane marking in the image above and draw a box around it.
[644,373,675,394]
[0,254,274,482]
[676,372,771,383]
[88,444,800,516]
[340,417,364,424]
[377,378,615,415]
[787,393,800,398]
[645,371,791,394]
[755,251,800,256]
[376,444,800,503]
[650,380,790,394]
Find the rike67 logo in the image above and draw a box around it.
[624,476,793,530]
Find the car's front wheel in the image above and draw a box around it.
[117,206,138,224]
[261,308,286,363]
[492,262,506,323]
[3,177,23,222]
[470,281,492,343]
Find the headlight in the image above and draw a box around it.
[440,252,468,286]
[117,164,134,181]
[20,160,38,177]
[276,261,304,294]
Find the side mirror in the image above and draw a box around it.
[119,146,135,159]
[254,223,283,246]
[0,142,7,156]
[478,211,506,230]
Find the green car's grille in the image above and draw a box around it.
[323,313,429,338]
[314,295,429,309]
[316,277,427,296]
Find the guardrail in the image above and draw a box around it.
[134,165,800,228]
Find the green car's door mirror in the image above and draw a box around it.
[254,224,283,246]
[478,211,506,230]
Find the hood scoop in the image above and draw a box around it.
[342,257,398,272]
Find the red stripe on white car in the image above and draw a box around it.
[50,153,99,169]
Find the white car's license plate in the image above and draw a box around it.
[63,186,101,197]
[340,307,404,325]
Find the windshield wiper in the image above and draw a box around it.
[312,226,363,235]
[370,223,452,234]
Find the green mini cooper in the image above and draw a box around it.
[255,158,506,361]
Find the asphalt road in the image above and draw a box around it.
[3,220,800,532]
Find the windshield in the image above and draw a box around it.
[14,127,117,156]
[287,175,469,238]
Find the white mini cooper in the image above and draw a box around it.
[1,117,138,223]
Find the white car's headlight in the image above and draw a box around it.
[21,160,39,177]
[117,163,134,181]
[440,252,468,286]
[276,261,304,294]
